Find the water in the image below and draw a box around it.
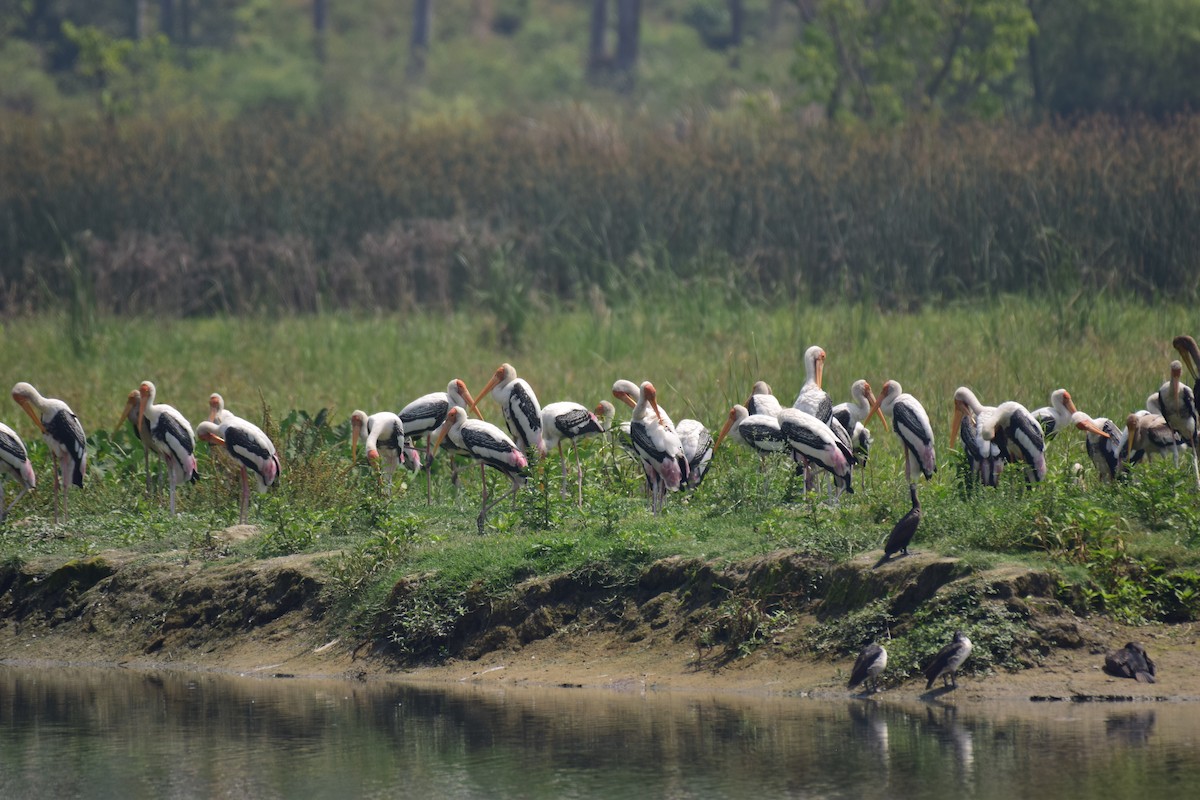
[1,665,1196,799]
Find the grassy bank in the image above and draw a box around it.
[1,301,1199,670]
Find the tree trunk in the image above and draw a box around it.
[130,0,148,40]
[1026,0,1046,115]
[614,0,640,87]
[586,0,608,81]
[178,0,191,46]
[728,0,744,47]
[159,0,174,40]
[472,0,493,40]
[408,0,434,79]
[313,0,328,62]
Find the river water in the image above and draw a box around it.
[0,665,1195,799]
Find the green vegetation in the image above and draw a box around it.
[2,301,1199,665]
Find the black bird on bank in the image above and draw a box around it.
[1104,642,1157,684]
[847,642,888,694]
[875,484,921,567]
[924,631,973,690]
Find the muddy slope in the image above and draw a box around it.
[0,546,1195,700]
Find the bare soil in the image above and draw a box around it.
[2,532,1198,703]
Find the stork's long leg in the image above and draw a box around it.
[239,466,249,524]
[51,453,61,524]
[573,441,585,509]
[168,463,177,516]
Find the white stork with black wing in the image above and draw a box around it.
[777,408,853,497]
[351,410,417,489]
[951,386,1003,488]
[12,382,86,523]
[0,422,36,522]
[399,379,481,502]
[869,380,935,487]
[1156,360,1200,486]
[479,362,543,455]
[746,380,784,419]
[433,406,527,534]
[831,379,883,479]
[792,345,832,422]
[1032,388,1078,441]
[978,401,1046,486]
[540,400,606,505]
[715,404,786,496]
[628,381,687,514]
[196,415,279,524]
[138,381,198,516]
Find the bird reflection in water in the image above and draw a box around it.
[1105,710,1156,747]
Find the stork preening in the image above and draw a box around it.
[0,422,36,522]
[1083,414,1126,482]
[792,345,832,421]
[924,630,973,691]
[832,379,882,488]
[12,382,86,523]
[978,401,1047,487]
[675,418,714,491]
[1173,335,1200,399]
[1156,360,1200,487]
[479,363,543,455]
[1125,411,1179,465]
[351,410,417,491]
[951,387,1003,488]
[847,642,888,694]
[433,406,527,534]
[870,381,936,487]
[137,381,198,515]
[1032,388,1078,441]
[117,388,155,495]
[540,401,606,506]
[746,380,784,419]
[777,408,853,498]
[196,415,279,524]
[627,381,688,513]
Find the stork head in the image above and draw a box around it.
[350,410,368,463]
[1124,413,1141,458]
[715,405,746,451]
[449,378,483,418]
[1173,335,1200,381]
[196,420,225,447]
[866,381,895,433]
[1170,360,1184,401]
[746,380,773,407]
[479,363,517,399]
[208,393,225,423]
[611,379,639,409]
[593,400,615,430]
[116,389,140,434]
[137,381,156,431]
[432,406,464,458]
[1072,411,1109,438]
[641,381,666,425]
[11,382,46,432]
[805,345,826,389]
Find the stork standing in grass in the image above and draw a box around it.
[196,415,279,524]
[977,401,1047,486]
[399,379,482,502]
[0,422,36,522]
[351,410,417,491]
[117,388,155,495]
[433,406,527,534]
[479,363,543,455]
[1156,360,1200,487]
[12,382,85,523]
[869,380,935,487]
[832,379,884,489]
[951,386,1003,488]
[138,381,198,515]
[715,404,787,497]
[540,400,606,506]
[777,408,853,497]
[628,381,688,514]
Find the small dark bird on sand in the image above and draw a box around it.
[875,484,921,567]
[847,642,888,694]
[1104,642,1156,684]
[924,630,972,690]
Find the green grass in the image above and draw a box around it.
[2,297,1200,651]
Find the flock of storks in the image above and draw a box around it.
[2,334,1197,692]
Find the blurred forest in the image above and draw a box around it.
[4,0,1199,122]
[3,1,1200,315]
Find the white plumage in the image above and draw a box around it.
[0,421,36,522]
[12,381,86,523]
[871,380,936,486]
[480,362,543,454]
[138,380,198,515]
[197,413,279,524]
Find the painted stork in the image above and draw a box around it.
[924,630,973,690]
[540,401,606,506]
[0,422,36,522]
[1104,642,1156,683]
[116,388,156,494]
[1156,360,1200,486]
[950,387,1003,488]
[1173,335,1200,398]
[1032,389,1079,441]
[847,642,888,694]
[207,392,234,424]
[398,379,482,502]
[978,401,1046,486]
[869,381,936,486]
[12,382,86,523]
[832,379,883,479]
[675,418,714,491]
[1125,411,1179,465]
[351,410,417,490]
[746,380,784,419]
[776,408,853,497]
[879,484,921,563]
[1083,414,1126,482]
[628,381,688,514]
[138,381,198,515]
[479,363,543,455]
[433,406,527,534]
[716,404,786,497]
[792,345,832,422]
[196,416,279,524]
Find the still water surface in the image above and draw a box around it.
[0,665,1196,799]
